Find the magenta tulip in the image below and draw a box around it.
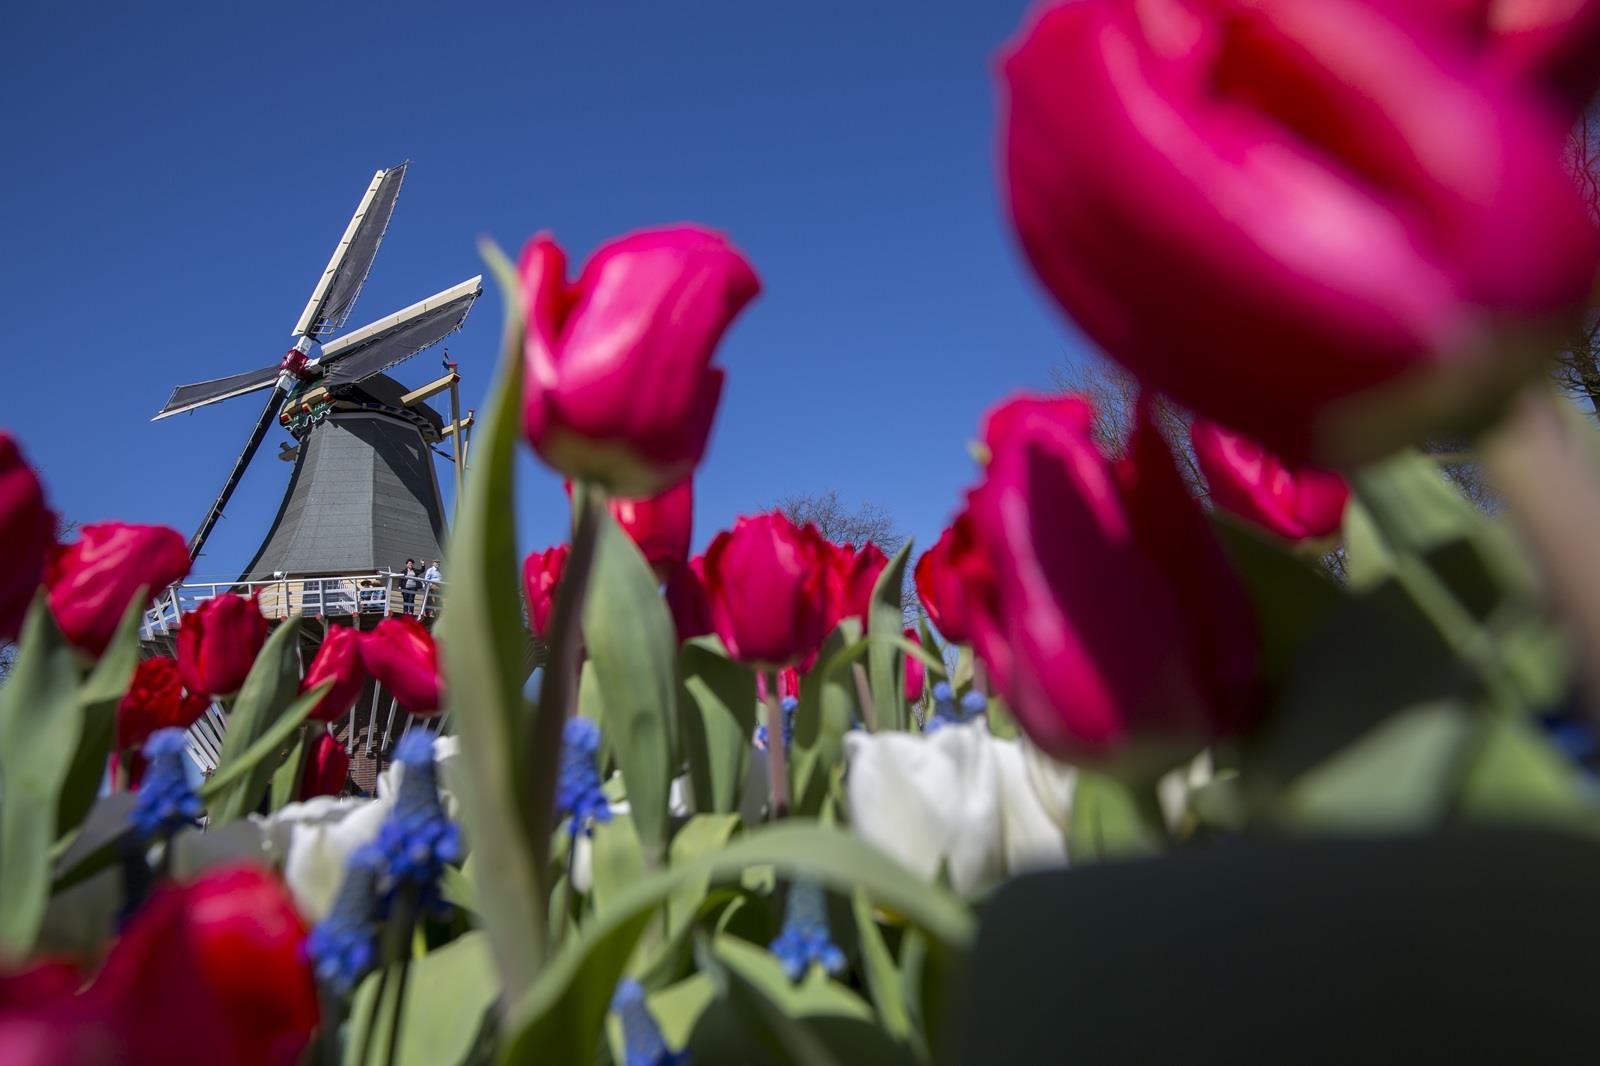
[0,433,53,643]
[1191,418,1350,542]
[1001,0,1600,464]
[903,628,926,704]
[521,227,760,497]
[578,477,693,573]
[360,616,442,716]
[663,557,713,644]
[177,594,268,700]
[967,394,1259,761]
[521,545,569,640]
[913,509,991,646]
[702,512,833,668]
[46,523,190,656]
[826,541,888,631]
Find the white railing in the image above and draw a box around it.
[141,571,444,639]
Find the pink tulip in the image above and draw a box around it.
[46,523,190,656]
[903,628,926,704]
[913,508,991,646]
[826,541,888,631]
[177,594,268,700]
[360,616,442,716]
[569,478,693,573]
[0,433,53,643]
[1403,0,1600,116]
[521,227,761,497]
[1000,0,1600,464]
[300,624,365,723]
[967,394,1259,760]
[521,545,569,639]
[1191,418,1351,542]
[702,512,833,668]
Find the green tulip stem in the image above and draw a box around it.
[524,482,605,899]
[851,662,879,733]
[765,671,790,819]
[1484,389,1600,724]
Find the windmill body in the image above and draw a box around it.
[144,163,483,788]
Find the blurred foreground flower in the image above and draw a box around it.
[966,395,1259,761]
[46,522,189,656]
[1190,418,1350,542]
[612,978,690,1066]
[177,593,268,700]
[1000,0,1600,463]
[846,721,1072,895]
[0,431,52,643]
[520,226,760,497]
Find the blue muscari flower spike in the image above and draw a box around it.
[769,879,845,982]
[305,844,385,994]
[925,684,986,734]
[129,728,202,840]
[612,978,690,1066]
[754,696,799,751]
[558,717,611,837]
[374,729,462,912]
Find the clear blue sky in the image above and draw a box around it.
[1,1,1088,580]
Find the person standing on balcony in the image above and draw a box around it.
[422,559,442,617]
[401,559,419,616]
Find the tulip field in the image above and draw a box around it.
[7,2,1600,1063]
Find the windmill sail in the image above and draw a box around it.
[293,163,408,339]
[152,362,281,420]
[319,276,481,389]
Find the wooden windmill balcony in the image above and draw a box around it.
[140,570,444,643]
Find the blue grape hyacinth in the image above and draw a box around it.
[558,717,611,836]
[305,844,385,993]
[924,682,987,733]
[769,879,845,982]
[612,978,690,1066]
[754,696,798,751]
[374,729,461,911]
[128,728,202,840]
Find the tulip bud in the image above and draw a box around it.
[1190,418,1350,542]
[967,394,1259,761]
[297,731,349,800]
[300,624,365,723]
[0,433,53,643]
[359,616,442,716]
[177,594,268,700]
[903,628,926,704]
[46,522,190,656]
[118,656,208,752]
[702,512,833,668]
[521,227,761,497]
[913,509,992,646]
[522,545,569,639]
[663,557,714,644]
[1000,0,1600,464]
[826,541,888,631]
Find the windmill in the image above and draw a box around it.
[152,161,481,567]
[146,162,484,787]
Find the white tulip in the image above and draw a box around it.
[844,722,1073,895]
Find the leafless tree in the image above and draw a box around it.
[773,490,905,553]
[1050,354,1207,495]
[1553,109,1600,416]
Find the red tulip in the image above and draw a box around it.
[110,866,318,1066]
[118,656,208,751]
[300,624,365,723]
[1000,0,1600,464]
[702,512,833,668]
[608,478,694,573]
[826,541,888,631]
[966,394,1259,761]
[46,523,190,657]
[296,730,349,800]
[522,545,569,639]
[177,594,268,700]
[756,666,801,703]
[360,616,442,715]
[663,557,713,643]
[913,510,993,646]
[0,433,53,643]
[903,628,926,704]
[521,227,761,497]
[1191,418,1351,542]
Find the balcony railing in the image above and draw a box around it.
[141,571,444,639]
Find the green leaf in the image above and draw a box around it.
[345,931,499,1066]
[852,889,913,1047]
[679,637,757,815]
[585,504,680,866]
[1342,498,1395,592]
[0,597,86,959]
[499,822,973,1065]
[206,618,303,824]
[1210,513,1346,681]
[199,684,324,803]
[866,542,913,731]
[792,625,865,810]
[1457,715,1594,823]
[268,725,308,812]
[1067,771,1164,862]
[590,811,646,916]
[667,814,742,937]
[55,595,146,839]
[438,237,548,998]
